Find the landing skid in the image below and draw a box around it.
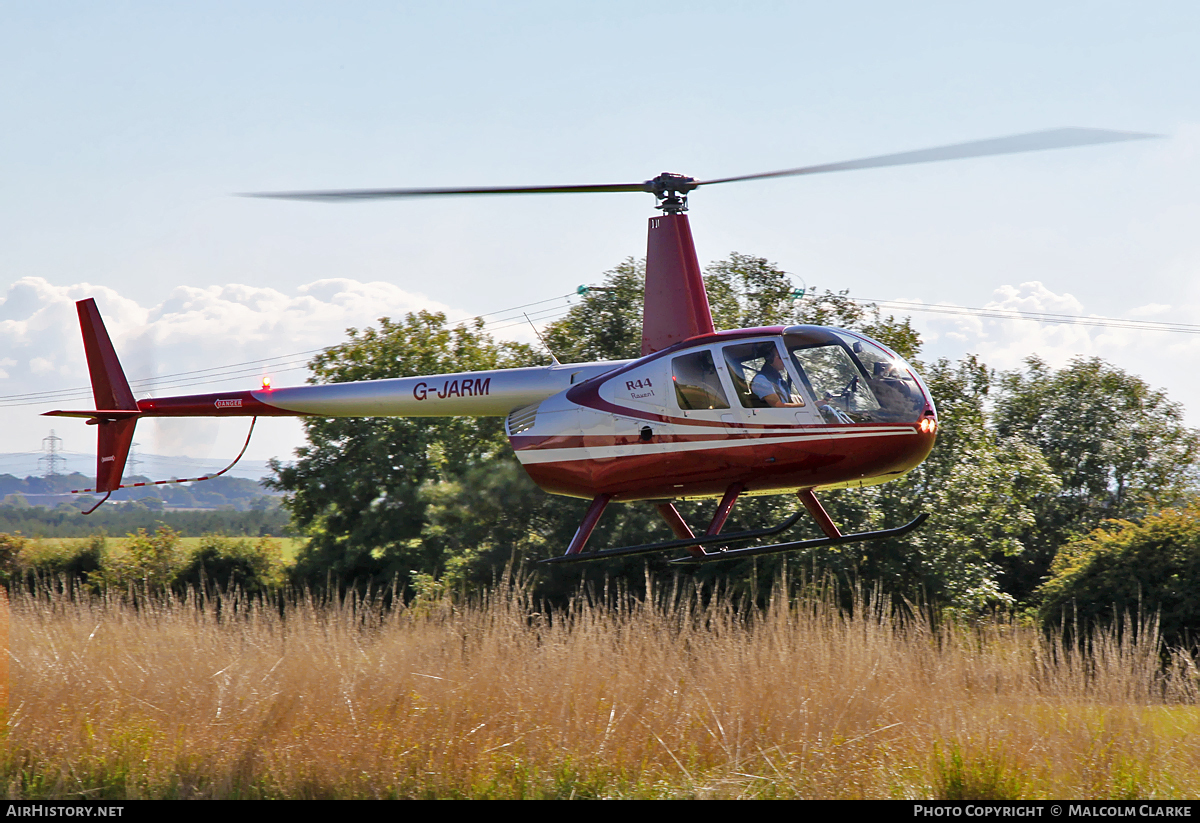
[539,509,928,566]
[539,507,808,566]
[669,513,928,564]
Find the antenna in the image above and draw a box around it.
[525,312,561,366]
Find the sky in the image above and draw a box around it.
[2,2,1199,479]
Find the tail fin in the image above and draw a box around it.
[77,299,139,492]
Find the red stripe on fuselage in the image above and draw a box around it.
[510,422,912,452]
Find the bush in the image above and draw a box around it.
[5,533,105,592]
[103,527,181,592]
[0,532,27,584]
[173,535,285,596]
[1038,505,1200,651]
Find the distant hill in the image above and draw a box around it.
[0,452,276,483]
[0,472,282,512]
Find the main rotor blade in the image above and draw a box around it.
[697,128,1160,188]
[243,128,1159,203]
[243,181,652,201]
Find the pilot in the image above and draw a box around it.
[750,344,805,408]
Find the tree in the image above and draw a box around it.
[273,255,943,602]
[750,355,1059,614]
[269,312,544,590]
[704,251,801,331]
[993,356,1200,601]
[886,357,1058,612]
[1039,505,1200,652]
[542,258,644,362]
[543,252,922,362]
[275,255,1200,618]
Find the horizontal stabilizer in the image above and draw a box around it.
[43,409,143,421]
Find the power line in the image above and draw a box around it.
[850,297,1200,335]
[0,292,579,409]
[9,285,1196,412]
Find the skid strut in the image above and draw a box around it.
[564,494,612,555]
[655,502,702,556]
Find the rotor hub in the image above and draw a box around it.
[645,172,698,214]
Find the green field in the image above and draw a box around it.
[23,535,306,563]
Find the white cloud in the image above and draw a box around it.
[908,281,1200,425]
[0,276,454,468]
[1128,303,1173,318]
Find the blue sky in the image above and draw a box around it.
[3,2,1199,473]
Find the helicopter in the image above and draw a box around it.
[46,127,1153,564]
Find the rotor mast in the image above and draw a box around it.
[641,180,715,355]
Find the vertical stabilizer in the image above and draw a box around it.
[76,299,139,492]
[641,213,715,356]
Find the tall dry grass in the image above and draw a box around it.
[5,574,1200,799]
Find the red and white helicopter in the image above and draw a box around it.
[47,128,1152,564]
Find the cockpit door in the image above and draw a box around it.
[718,338,830,452]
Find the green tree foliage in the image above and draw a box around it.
[883,357,1058,611]
[542,258,644,362]
[704,251,801,331]
[5,533,105,593]
[1039,505,1200,651]
[269,312,544,590]
[414,458,674,601]
[498,255,1037,610]
[758,355,1059,613]
[172,535,285,597]
[0,532,27,585]
[0,502,290,538]
[8,528,287,598]
[114,526,181,591]
[544,252,921,362]
[993,356,1200,601]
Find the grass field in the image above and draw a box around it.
[4,576,1199,799]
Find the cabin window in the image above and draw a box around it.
[784,328,924,423]
[788,344,881,422]
[721,341,807,409]
[671,350,730,410]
